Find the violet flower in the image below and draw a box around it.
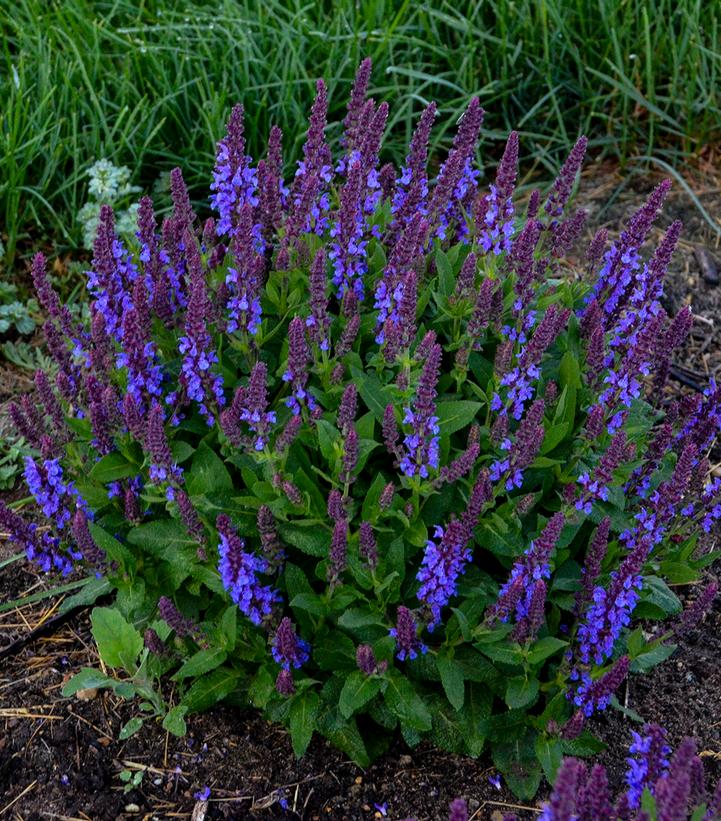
[146,402,183,499]
[210,103,260,241]
[625,723,671,808]
[389,606,427,661]
[283,316,317,415]
[329,159,368,300]
[225,204,264,336]
[476,130,518,255]
[306,248,331,351]
[178,231,225,424]
[390,102,437,235]
[271,616,310,669]
[217,514,278,625]
[24,456,84,531]
[488,511,565,627]
[399,338,441,479]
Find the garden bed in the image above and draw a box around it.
[1,167,720,820]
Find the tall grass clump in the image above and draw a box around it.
[2,0,720,266]
[2,60,720,798]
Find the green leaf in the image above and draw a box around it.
[89,452,139,483]
[87,523,134,568]
[630,642,677,673]
[290,592,328,616]
[351,366,392,421]
[59,576,111,613]
[435,400,482,436]
[535,735,563,783]
[361,472,389,521]
[170,440,195,464]
[119,717,144,740]
[162,705,188,736]
[492,730,542,800]
[91,607,143,671]
[504,677,539,709]
[339,671,382,719]
[181,668,241,713]
[127,518,198,557]
[316,709,370,767]
[219,606,237,650]
[540,422,570,454]
[278,521,329,557]
[659,560,698,585]
[435,248,455,296]
[461,683,492,756]
[384,673,432,731]
[316,419,340,463]
[187,441,233,496]
[171,648,228,681]
[248,667,275,709]
[289,690,320,757]
[436,656,465,710]
[527,636,568,665]
[636,576,682,619]
[477,643,524,667]
[337,608,386,630]
[62,667,135,699]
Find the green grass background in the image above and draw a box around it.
[2,0,720,265]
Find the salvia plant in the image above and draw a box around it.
[4,59,720,797]
[501,724,721,820]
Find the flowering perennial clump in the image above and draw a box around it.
[501,726,721,820]
[7,61,720,794]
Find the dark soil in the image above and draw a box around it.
[2,165,721,820]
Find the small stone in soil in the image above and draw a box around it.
[694,246,719,285]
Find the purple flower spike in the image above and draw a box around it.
[328,518,348,582]
[71,508,105,570]
[489,511,564,626]
[257,124,285,244]
[271,616,310,670]
[329,160,368,300]
[342,58,372,152]
[226,204,264,336]
[356,643,379,676]
[24,456,84,532]
[539,758,585,821]
[573,655,630,718]
[400,339,441,479]
[427,98,484,241]
[359,521,378,569]
[389,606,427,661]
[477,131,518,255]
[285,80,332,250]
[544,136,588,219]
[391,102,437,235]
[34,369,66,438]
[144,628,167,656]
[178,231,225,425]
[283,316,317,415]
[146,403,183,490]
[217,513,278,625]
[276,668,295,696]
[417,520,473,629]
[625,723,671,809]
[210,104,260,240]
[307,248,331,351]
[158,596,201,640]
